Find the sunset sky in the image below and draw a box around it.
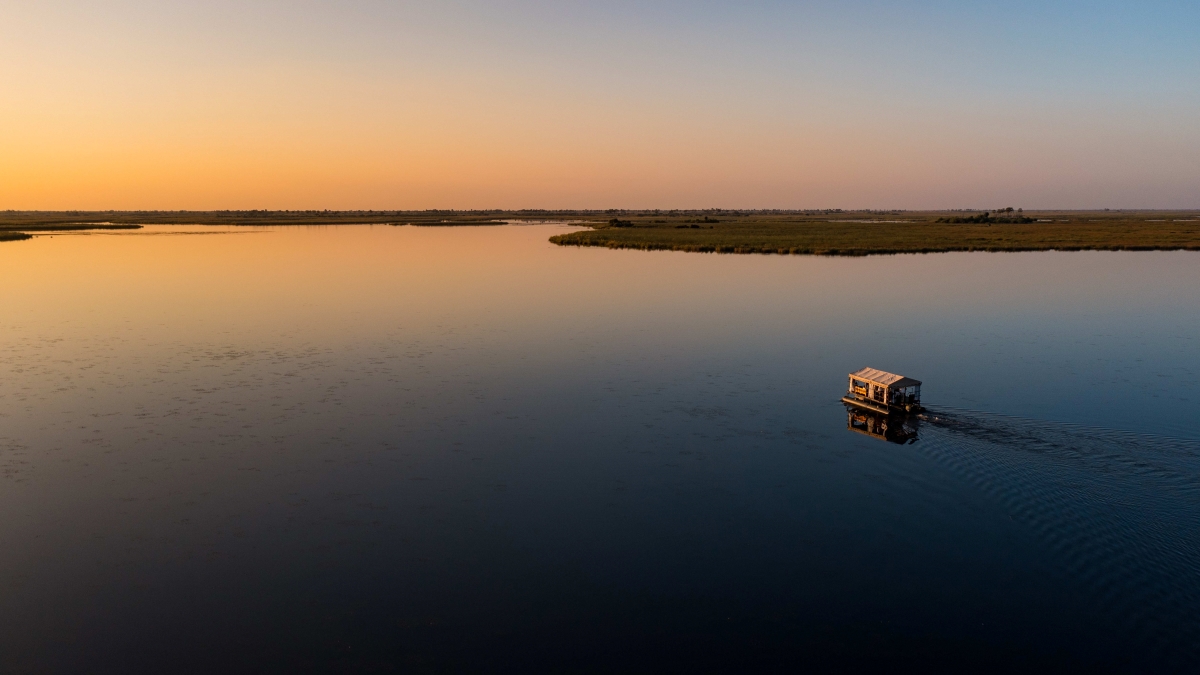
[2,1,1197,210]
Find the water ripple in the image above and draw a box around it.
[917,407,1200,669]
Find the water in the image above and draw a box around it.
[1,224,1198,672]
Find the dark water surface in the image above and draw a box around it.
[1,225,1198,673]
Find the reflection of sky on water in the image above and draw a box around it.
[1,225,1198,670]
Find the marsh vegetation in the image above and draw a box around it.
[0,211,520,242]
[0,219,145,241]
[4,209,1199,255]
[548,210,1200,255]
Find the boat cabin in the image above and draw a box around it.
[842,367,922,414]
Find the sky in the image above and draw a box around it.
[1,1,1197,210]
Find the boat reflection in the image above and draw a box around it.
[846,407,919,444]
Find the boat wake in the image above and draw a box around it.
[916,407,1200,669]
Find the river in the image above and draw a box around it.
[1,224,1197,672]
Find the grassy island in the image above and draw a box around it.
[548,210,1200,256]
[0,219,144,242]
[0,210,515,242]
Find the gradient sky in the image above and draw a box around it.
[2,1,1197,209]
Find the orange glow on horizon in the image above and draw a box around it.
[2,3,1197,210]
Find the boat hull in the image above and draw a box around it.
[841,395,922,416]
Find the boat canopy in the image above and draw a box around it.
[850,367,922,389]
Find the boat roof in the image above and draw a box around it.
[850,367,921,388]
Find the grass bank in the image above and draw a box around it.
[548,211,1200,256]
[0,222,144,243]
[0,211,532,229]
[0,209,598,242]
[6,210,1200,254]
[0,211,521,242]
[1,224,144,232]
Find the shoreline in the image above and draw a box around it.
[4,210,1200,255]
[547,239,1200,256]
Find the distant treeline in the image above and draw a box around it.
[936,209,1034,224]
[1,208,1185,231]
[937,214,1035,224]
[0,208,882,229]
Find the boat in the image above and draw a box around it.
[841,367,923,415]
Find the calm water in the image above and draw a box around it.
[1,225,1198,673]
